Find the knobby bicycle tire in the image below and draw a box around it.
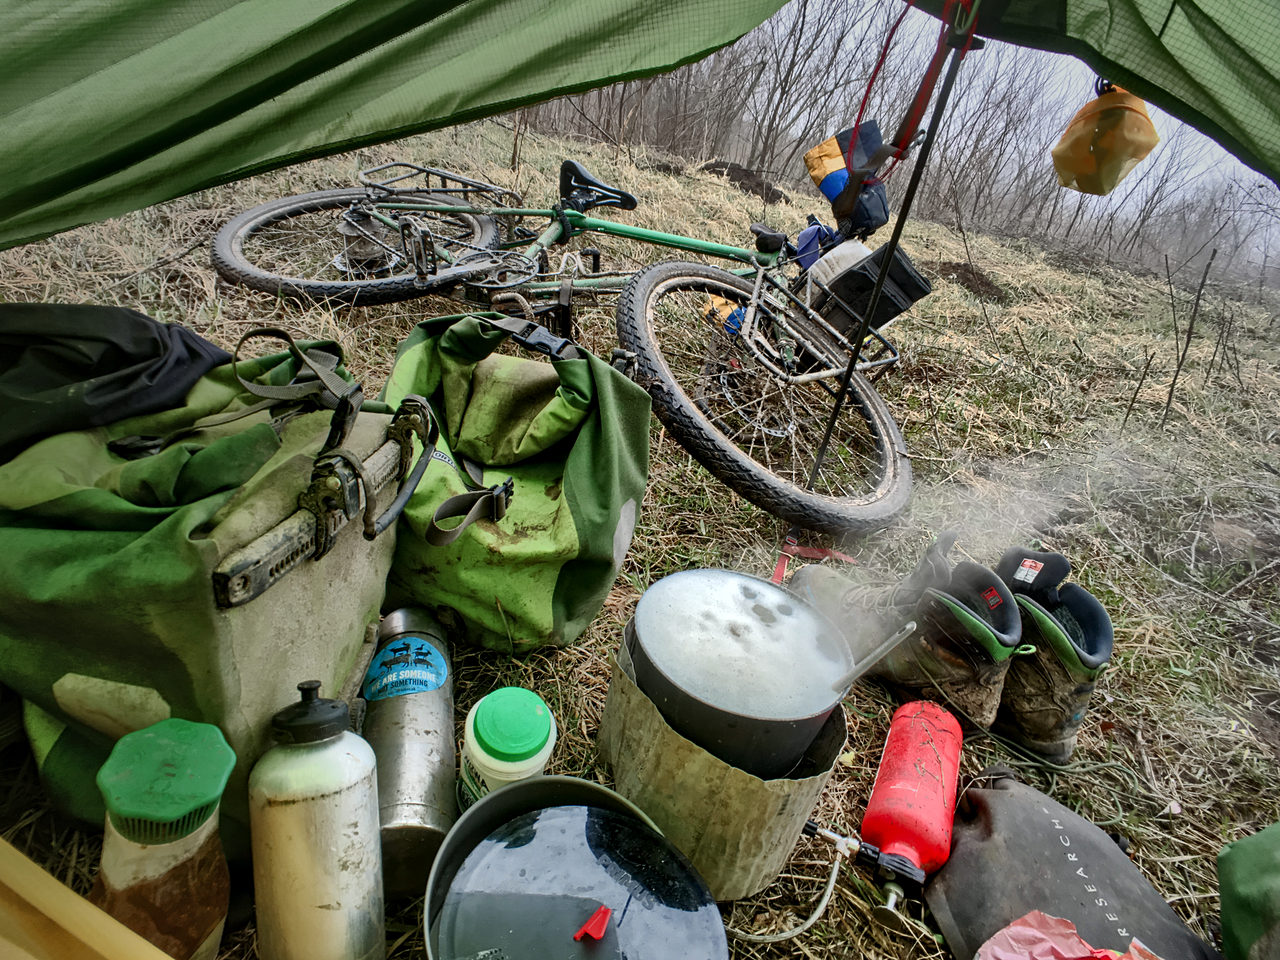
[212,187,501,306]
[616,261,911,536]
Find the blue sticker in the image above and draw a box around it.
[363,636,448,701]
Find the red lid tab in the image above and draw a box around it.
[573,905,611,941]
[981,586,1003,609]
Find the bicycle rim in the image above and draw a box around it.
[212,188,499,305]
[617,261,911,535]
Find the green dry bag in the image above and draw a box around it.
[381,313,651,654]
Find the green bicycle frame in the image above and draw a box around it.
[371,195,898,380]
[371,202,779,281]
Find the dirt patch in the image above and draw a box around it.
[700,160,791,205]
[926,260,1009,304]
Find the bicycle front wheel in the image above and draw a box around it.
[212,188,501,305]
[616,261,911,536]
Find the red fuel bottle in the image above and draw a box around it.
[861,701,962,876]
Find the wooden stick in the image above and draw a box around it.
[1121,349,1155,437]
[1161,249,1216,428]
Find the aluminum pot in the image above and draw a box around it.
[625,568,856,780]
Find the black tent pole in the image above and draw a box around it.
[803,34,975,502]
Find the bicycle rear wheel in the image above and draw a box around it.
[616,261,911,536]
[212,188,500,305]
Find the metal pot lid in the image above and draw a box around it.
[632,569,854,720]
[437,805,727,960]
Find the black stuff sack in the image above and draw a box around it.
[926,769,1222,960]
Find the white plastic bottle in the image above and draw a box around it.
[806,238,875,334]
[457,686,557,811]
[249,681,384,960]
[808,238,873,291]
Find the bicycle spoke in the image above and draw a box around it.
[641,276,893,498]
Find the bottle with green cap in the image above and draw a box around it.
[458,686,558,811]
[88,717,236,960]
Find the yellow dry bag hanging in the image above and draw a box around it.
[1051,79,1160,196]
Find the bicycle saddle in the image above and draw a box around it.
[559,160,638,213]
[749,223,787,253]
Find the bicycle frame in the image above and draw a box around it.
[342,178,898,382]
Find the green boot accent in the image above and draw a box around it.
[994,548,1114,762]
[789,532,1027,728]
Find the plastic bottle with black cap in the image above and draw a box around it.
[248,680,385,960]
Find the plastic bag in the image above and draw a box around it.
[1051,85,1159,196]
[978,911,1167,960]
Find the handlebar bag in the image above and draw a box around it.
[0,308,402,856]
[381,313,650,654]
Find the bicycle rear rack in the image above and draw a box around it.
[358,161,522,209]
[732,272,900,386]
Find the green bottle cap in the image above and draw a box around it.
[96,718,236,845]
[473,687,552,763]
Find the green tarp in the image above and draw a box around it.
[917,0,1280,188]
[0,0,1276,251]
[0,0,786,250]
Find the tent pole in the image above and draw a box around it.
[802,36,973,505]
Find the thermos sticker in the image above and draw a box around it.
[363,637,448,700]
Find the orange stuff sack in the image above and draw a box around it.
[1051,87,1159,196]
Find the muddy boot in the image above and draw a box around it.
[993,547,1114,763]
[789,532,1026,728]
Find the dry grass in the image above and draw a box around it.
[3,118,1279,959]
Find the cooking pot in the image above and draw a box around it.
[424,776,728,960]
[626,568,856,779]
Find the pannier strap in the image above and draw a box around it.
[232,327,365,451]
[424,477,515,546]
[482,314,584,361]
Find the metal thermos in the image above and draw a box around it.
[249,681,385,960]
[361,607,457,898]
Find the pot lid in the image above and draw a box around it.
[632,569,854,720]
[437,805,727,960]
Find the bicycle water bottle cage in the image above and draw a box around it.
[558,160,638,213]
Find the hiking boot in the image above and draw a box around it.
[789,532,1026,728]
[993,547,1114,763]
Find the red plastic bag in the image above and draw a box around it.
[977,910,1169,960]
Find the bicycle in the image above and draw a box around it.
[212,160,914,535]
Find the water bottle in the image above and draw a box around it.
[248,681,384,960]
[89,719,236,960]
[361,608,456,899]
[457,687,557,812]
